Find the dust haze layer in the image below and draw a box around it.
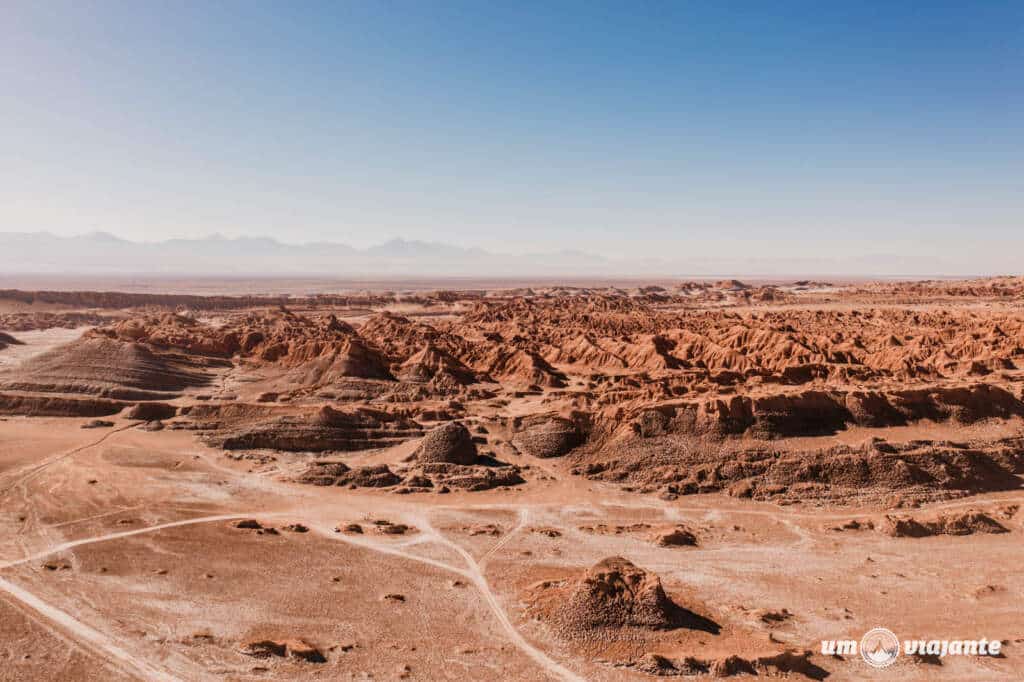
[0,231,1011,278]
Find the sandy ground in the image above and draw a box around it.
[1,417,1021,681]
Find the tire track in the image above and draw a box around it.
[480,507,529,567]
[0,513,281,570]
[0,422,137,497]
[0,513,286,681]
[320,518,584,682]
[0,576,180,681]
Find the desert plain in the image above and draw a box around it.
[1,277,1023,681]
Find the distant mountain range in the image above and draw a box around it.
[0,232,621,277]
[0,231,1004,278]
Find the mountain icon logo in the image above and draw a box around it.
[861,627,900,668]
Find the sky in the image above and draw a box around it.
[2,1,1022,272]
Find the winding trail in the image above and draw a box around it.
[436,536,585,682]
[0,576,180,681]
[0,422,137,497]
[44,504,145,530]
[321,514,585,682]
[2,510,581,682]
[0,513,290,681]
[0,512,283,570]
[421,514,585,682]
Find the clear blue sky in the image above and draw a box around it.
[2,1,1022,270]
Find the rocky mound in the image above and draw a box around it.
[543,334,628,370]
[124,402,178,421]
[297,454,525,492]
[881,511,1010,538]
[655,526,698,547]
[358,312,457,362]
[283,336,393,384]
[546,557,718,639]
[412,422,477,465]
[511,414,582,458]
[0,337,218,400]
[209,406,423,452]
[469,345,567,388]
[94,310,394,384]
[618,384,1024,441]
[298,462,403,488]
[398,343,477,388]
[94,314,240,357]
[561,557,679,630]
[240,638,326,663]
[632,650,827,680]
[413,462,524,491]
[574,435,1024,505]
[235,313,392,383]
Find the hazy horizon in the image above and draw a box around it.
[0,230,1014,278]
[3,2,1022,273]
